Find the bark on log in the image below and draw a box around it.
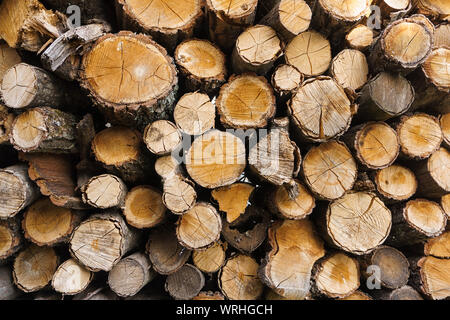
[51,258,93,295]
[375,285,423,300]
[271,64,303,103]
[143,120,181,156]
[0,217,23,261]
[0,105,15,145]
[192,241,227,274]
[330,49,369,92]
[81,174,127,209]
[72,285,119,300]
[165,264,205,300]
[374,164,417,202]
[410,256,450,300]
[423,231,450,258]
[440,113,450,148]
[373,0,412,27]
[345,24,374,51]
[211,182,255,223]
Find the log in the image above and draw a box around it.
[115,0,204,51]
[143,120,181,156]
[173,92,216,136]
[0,42,21,82]
[345,24,374,51]
[410,256,450,300]
[81,174,127,209]
[285,31,331,77]
[260,0,312,42]
[192,241,227,274]
[0,164,39,219]
[219,254,263,300]
[374,164,417,202]
[289,77,355,142]
[41,0,113,25]
[13,245,58,293]
[72,285,119,300]
[22,198,82,246]
[423,231,450,258]
[0,266,21,300]
[193,291,225,300]
[311,253,360,299]
[0,218,22,261]
[414,0,450,21]
[92,126,151,184]
[318,192,392,255]
[442,194,449,218]
[108,252,156,298]
[146,225,191,275]
[440,113,450,148]
[81,32,178,128]
[413,147,450,198]
[176,202,222,250]
[259,219,325,300]
[185,130,246,189]
[330,49,369,92]
[387,199,447,246]
[338,291,372,300]
[232,25,282,75]
[356,72,415,122]
[271,64,303,102]
[396,113,443,160]
[302,140,357,200]
[10,107,78,153]
[205,0,259,51]
[373,285,423,300]
[0,105,15,145]
[359,246,410,289]
[434,23,450,47]
[165,264,205,300]
[69,211,142,272]
[211,182,255,223]
[216,74,276,129]
[51,258,93,295]
[0,0,68,52]
[374,0,412,26]
[123,186,167,229]
[174,39,227,95]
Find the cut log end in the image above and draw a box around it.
[338,290,372,300]
[123,186,166,229]
[174,92,216,136]
[82,174,127,209]
[345,25,374,50]
[422,47,450,92]
[144,120,181,156]
[375,165,417,201]
[163,175,197,215]
[0,42,21,80]
[192,241,226,273]
[271,64,303,99]
[271,179,315,220]
[417,256,450,300]
[440,113,450,148]
[404,199,447,238]
[385,285,423,300]
[424,231,450,259]
[318,0,371,22]
[331,49,369,91]
[0,219,22,260]
[416,148,450,198]
[211,183,255,223]
[52,259,93,295]
[165,264,205,300]
[434,24,450,48]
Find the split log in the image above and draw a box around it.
[330,49,369,92]
[259,219,325,300]
[414,0,450,21]
[165,264,205,300]
[115,0,204,51]
[174,39,227,95]
[51,258,93,295]
[146,225,191,275]
[0,164,39,219]
[338,291,372,300]
[271,64,303,102]
[410,256,450,300]
[289,77,355,142]
[359,246,410,289]
[192,241,227,274]
[356,72,415,121]
[219,254,263,300]
[345,24,374,51]
[413,147,450,198]
[221,205,270,254]
[13,245,58,293]
[387,199,447,246]
[186,130,246,189]
[176,202,222,250]
[193,291,225,300]
[0,266,21,300]
[10,107,78,153]
[260,0,312,42]
[205,0,259,51]
[123,186,167,229]
[108,252,156,298]
[396,113,443,160]
[369,17,433,73]
[22,198,82,246]
[317,192,392,255]
[373,285,423,300]
[311,253,360,299]
[440,113,450,148]
[216,74,276,129]
[0,105,15,145]
[69,211,142,272]
[173,92,216,136]
[285,31,331,77]
[0,218,23,261]
[374,164,417,202]
[211,182,255,223]
[434,24,450,47]
[302,140,357,200]
[81,174,127,209]
[143,120,181,156]
[232,25,282,75]
[92,126,151,184]
[0,42,21,81]
[0,0,68,52]
[81,32,178,128]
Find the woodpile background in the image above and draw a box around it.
[0,0,449,301]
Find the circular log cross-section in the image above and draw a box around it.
[374,165,417,202]
[331,49,369,91]
[397,113,443,160]
[285,31,331,77]
[175,39,227,95]
[414,148,450,198]
[422,47,450,93]
[186,130,246,189]
[316,0,372,27]
[424,231,450,259]
[434,25,450,48]
[82,32,177,127]
[324,192,392,255]
[163,175,197,215]
[144,120,181,156]
[165,264,205,300]
[13,245,58,293]
[52,258,93,295]
[345,24,373,51]
[289,77,354,142]
[176,202,222,250]
[232,25,282,75]
[123,186,166,229]
[271,64,303,101]
[192,241,226,274]
[81,174,127,209]
[217,74,276,129]
[415,256,450,300]
[174,92,216,136]
[302,140,357,200]
[0,219,22,260]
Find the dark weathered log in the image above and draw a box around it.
[165,264,205,300]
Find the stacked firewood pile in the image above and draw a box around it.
[0,0,449,300]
